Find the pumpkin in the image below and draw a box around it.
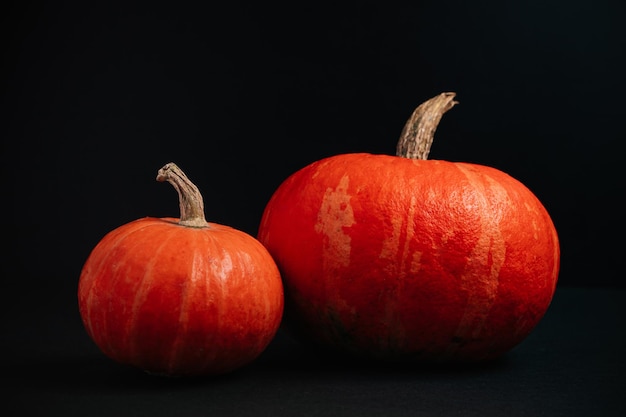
[78,163,284,376]
[257,92,560,363]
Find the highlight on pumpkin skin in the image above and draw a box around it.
[156,162,209,228]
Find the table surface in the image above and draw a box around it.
[2,285,624,417]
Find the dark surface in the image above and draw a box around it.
[2,285,624,417]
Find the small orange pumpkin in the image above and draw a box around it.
[78,163,284,376]
[258,93,560,362]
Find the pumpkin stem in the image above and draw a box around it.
[396,92,458,160]
[156,163,209,228]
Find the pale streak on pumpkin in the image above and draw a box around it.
[128,231,178,358]
[168,234,236,371]
[81,222,154,349]
[202,236,232,366]
[101,224,160,355]
[209,246,234,341]
[376,193,420,347]
[527,201,560,295]
[452,165,507,342]
[314,174,355,271]
[523,202,540,240]
[550,226,560,289]
[379,194,421,277]
[168,231,203,372]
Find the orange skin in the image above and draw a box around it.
[258,154,560,362]
[78,218,284,376]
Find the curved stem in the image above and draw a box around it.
[156,163,208,228]
[396,92,458,160]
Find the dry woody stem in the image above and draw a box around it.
[156,162,209,228]
[396,92,458,160]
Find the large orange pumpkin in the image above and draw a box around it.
[78,163,284,376]
[257,93,560,362]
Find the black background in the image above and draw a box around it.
[1,1,625,416]
[2,1,625,292]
